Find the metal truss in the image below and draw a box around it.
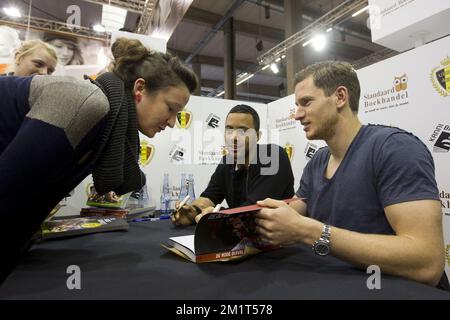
[257,0,368,65]
[0,13,108,42]
[82,0,158,34]
[136,0,158,34]
[81,0,155,14]
[0,0,158,41]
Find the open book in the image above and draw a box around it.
[162,198,297,263]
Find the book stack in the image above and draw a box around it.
[83,185,155,221]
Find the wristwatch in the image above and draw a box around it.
[312,224,331,256]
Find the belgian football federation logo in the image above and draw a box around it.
[139,140,155,166]
[430,57,450,97]
[284,143,294,161]
[176,110,193,129]
[446,244,450,268]
[221,145,229,156]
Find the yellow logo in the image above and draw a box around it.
[284,143,294,161]
[221,145,229,156]
[81,222,102,228]
[430,57,450,97]
[289,108,296,120]
[139,140,155,166]
[446,244,450,267]
[176,110,193,129]
[394,74,408,92]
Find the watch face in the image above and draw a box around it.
[315,241,330,256]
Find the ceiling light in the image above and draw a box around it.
[270,63,279,74]
[302,38,313,47]
[312,34,326,51]
[326,27,333,33]
[352,5,369,17]
[3,7,21,18]
[217,91,225,97]
[261,64,270,71]
[93,24,106,32]
[237,74,254,85]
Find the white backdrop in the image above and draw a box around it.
[138,96,268,210]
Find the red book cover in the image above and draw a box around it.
[163,198,302,263]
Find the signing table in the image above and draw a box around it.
[1,220,449,300]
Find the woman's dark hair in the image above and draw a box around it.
[111,37,198,93]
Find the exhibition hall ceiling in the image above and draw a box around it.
[0,0,385,102]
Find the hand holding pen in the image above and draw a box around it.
[193,203,221,224]
[170,195,197,227]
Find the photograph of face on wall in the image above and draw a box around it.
[0,24,109,74]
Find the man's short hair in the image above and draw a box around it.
[227,104,260,131]
[294,61,361,113]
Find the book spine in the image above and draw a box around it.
[196,248,247,263]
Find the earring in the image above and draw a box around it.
[135,93,142,103]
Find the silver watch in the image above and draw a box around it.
[312,224,331,256]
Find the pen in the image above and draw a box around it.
[177,195,190,210]
[131,217,160,222]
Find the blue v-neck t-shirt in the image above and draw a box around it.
[296,124,439,235]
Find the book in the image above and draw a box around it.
[80,206,155,221]
[162,198,298,263]
[85,183,131,209]
[39,216,129,240]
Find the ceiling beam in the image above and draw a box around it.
[184,6,284,41]
[170,48,253,70]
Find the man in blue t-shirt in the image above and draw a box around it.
[255,61,447,288]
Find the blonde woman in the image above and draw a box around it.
[2,39,57,76]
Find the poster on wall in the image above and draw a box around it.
[0,24,108,75]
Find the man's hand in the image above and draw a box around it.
[255,198,321,246]
[194,206,216,224]
[171,201,197,226]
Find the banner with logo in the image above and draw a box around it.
[358,35,450,276]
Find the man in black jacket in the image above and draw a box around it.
[171,104,295,226]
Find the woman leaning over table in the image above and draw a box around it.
[0,37,198,283]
